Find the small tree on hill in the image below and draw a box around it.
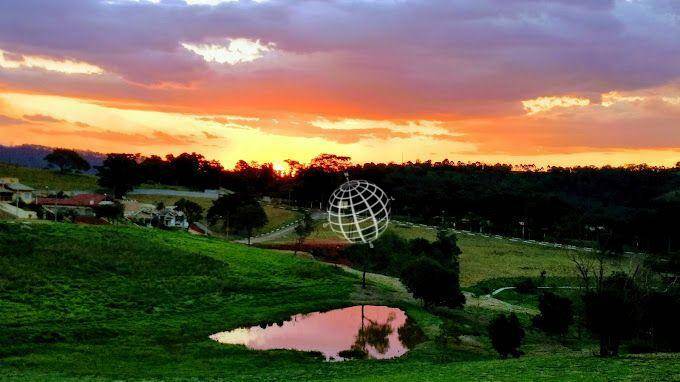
[489,313,525,358]
[532,291,574,335]
[209,194,235,238]
[44,148,90,174]
[231,202,268,245]
[400,257,465,308]
[208,192,268,243]
[96,153,141,198]
[174,198,203,223]
[293,211,314,254]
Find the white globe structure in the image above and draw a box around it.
[327,179,391,245]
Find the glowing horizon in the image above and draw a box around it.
[0,0,678,167]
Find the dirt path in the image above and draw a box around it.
[489,285,580,297]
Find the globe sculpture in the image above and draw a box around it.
[327,178,391,247]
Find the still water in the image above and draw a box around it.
[210,305,424,361]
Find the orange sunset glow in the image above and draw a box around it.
[1,0,679,167]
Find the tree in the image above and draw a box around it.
[208,193,246,237]
[231,202,268,245]
[174,198,203,223]
[582,272,641,357]
[532,291,574,335]
[208,193,267,243]
[400,257,465,308]
[96,154,141,198]
[94,202,124,221]
[293,211,314,254]
[310,153,351,172]
[139,155,168,184]
[44,148,90,174]
[489,313,525,358]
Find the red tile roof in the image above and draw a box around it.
[37,194,108,207]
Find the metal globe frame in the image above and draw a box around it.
[327,179,391,246]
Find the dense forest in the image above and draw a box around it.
[92,152,680,255]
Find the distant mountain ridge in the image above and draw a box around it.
[0,144,105,173]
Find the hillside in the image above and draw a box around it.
[267,222,630,287]
[0,144,105,171]
[0,162,98,191]
[1,222,678,381]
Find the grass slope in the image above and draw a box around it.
[272,222,629,287]
[1,222,677,381]
[0,163,98,191]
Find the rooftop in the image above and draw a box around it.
[37,193,108,207]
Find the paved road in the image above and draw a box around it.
[129,188,223,199]
[236,210,325,244]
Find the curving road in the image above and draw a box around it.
[235,210,325,244]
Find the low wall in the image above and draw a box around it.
[0,202,37,219]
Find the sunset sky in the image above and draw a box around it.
[1,0,679,168]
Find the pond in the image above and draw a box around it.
[209,305,424,361]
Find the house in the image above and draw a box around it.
[152,207,189,229]
[0,177,35,204]
[122,200,156,226]
[36,193,110,219]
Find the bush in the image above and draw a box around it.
[515,278,537,294]
[94,202,124,221]
[532,291,573,335]
[640,291,680,352]
[488,313,525,358]
[400,257,465,308]
[342,231,409,274]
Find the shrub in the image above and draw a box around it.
[488,313,525,358]
[400,257,465,308]
[338,348,368,360]
[532,291,573,335]
[94,202,124,221]
[515,278,537,294]
[640,291,680,352]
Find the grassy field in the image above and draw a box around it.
[271,222,630,287]
[1,222,677,381]
[0,163,98,191]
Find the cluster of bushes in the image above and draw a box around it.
[342,229,465,308]
[487,271,680,359]
[582,273,680,356]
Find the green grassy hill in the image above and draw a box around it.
[0,163,98,191]
[1,222,677,381]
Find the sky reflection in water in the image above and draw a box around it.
[210,305,424,361]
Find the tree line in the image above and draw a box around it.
[90,151,679,255]
[41,148,678,255]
